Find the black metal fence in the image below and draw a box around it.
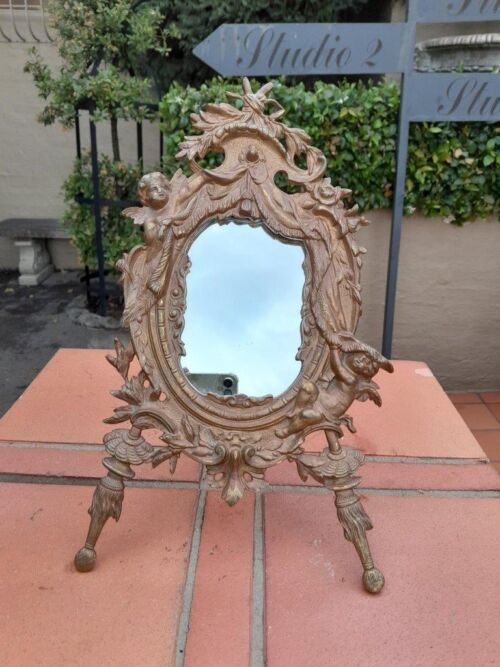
[73,101,162,316]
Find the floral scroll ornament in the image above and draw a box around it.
[74,79,393,595]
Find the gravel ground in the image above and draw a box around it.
[0,270,125,417]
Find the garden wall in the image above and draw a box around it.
[356,211,500,393]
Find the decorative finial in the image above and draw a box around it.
[226,78,284,118]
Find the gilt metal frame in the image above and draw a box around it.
[74,79,393,594]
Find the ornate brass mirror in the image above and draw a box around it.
[75,79,393,594]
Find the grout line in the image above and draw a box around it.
[465,428,500,435]
[0,473,498,497]
[251,492,266,667]
[268,484,500,498]
[363,455,487,465]
[0,439,490,465]
[462,429,500,434]
[0,440,104,451]
[173,488,207,667]
[361,487,500,498]
[0,472,199,489]
[129,479,199,490]
[0,473,102,486]
[477,393,491,406]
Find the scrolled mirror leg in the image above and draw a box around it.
[295,438,384,594]
[334,484,384,594]
[74,457,134,572]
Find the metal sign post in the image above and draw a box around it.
[382,0,416,359]
[194,0,499,358]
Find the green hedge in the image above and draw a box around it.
[62,153,143,268]
[65,77,499,270]
[160,78,499,224]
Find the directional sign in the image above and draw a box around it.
[416,0,500,22]
[193,23,407,76]
[409,73,500,121]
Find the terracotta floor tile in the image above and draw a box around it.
[0,483,197,667]
[480,391,500,403]
[265,493,500,667]
[265,458,500,490]
[456,403,499,430]
[485,403,500,421]
[473,430,500,462]
[360,460,500,488]
[0,441,200,482]
[266,459,321,486]
[447,392,482,404]
[490,461,500,475]
[184,492,254,667]
[303,430,328,450]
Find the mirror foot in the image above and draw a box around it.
[362,567,385,594]
[74,546,96,572]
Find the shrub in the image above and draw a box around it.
[62,153,143,268]
[63,77,499,270]
[160,77,499,224]
[25,1,175,270]
[24,0,178,160]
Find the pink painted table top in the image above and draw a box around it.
[0,349,486,459]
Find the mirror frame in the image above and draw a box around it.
[158,216,316,422]
[75,79,393,593]
[109,78,393,504]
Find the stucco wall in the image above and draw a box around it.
[0,43,72,266]
[356,211,500,392]
[0,41,159,267]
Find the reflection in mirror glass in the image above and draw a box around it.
[181,221,304,397]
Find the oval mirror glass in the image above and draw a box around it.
[181,220,304,397]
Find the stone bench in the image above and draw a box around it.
[0,218,69,285]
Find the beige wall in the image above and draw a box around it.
[356,211,500,392]
[0,41,160,267]
[0,43,73,266]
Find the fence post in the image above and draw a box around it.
[89,115,107,317]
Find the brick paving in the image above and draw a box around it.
[0,350,499,666]
[449,390,500,474]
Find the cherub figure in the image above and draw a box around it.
[327,335,393,407]
[119,172,173,324]
[123,171,171,252]
[275,381,322,439]
[276,335,393,440]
